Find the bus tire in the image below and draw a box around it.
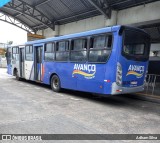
[16,70,20,81]
[51,75,61,92]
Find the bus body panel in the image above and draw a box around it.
[43,62,110,94]
[111,27,150,94]
[112,58,148,94]
[25,61,34,80]
[102,31,121,95]
[43,62,77,90]
[12,60,19,76]
[42,62,54,84]
[56,63,77,90]
[75,63,106,94]
[120,57,147,87]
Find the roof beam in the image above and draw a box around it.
[35,0,51,7]
[0,12,34,33]
[55,9,99,24]
[3,0,55,31]
[79,0,90,8]
[110,0,131,7]
[87,0,111,19]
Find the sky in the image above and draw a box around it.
[0,21,27,45]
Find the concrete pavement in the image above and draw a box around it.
[0,68,160,142]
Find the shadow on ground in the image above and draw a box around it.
[12,78,160,115]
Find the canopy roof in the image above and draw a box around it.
[0,0,159,42]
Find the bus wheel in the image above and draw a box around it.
[51,75,61,92]
[16,70,20,81]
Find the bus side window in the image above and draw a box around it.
[44,43,54,61]
[12,47,19,61]
[70,38,87,62]
[93,35,106,49]
[107,35,113,48]
[89,34,113,63]
[12,47,16,60]
[56,41,69,61]
[25,45,33,61]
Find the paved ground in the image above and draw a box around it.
[0,68,160,142]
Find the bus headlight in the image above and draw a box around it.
[116,62,122,86]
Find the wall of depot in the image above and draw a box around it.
[37,1,160,38]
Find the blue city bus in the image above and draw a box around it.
[8,25,150,95]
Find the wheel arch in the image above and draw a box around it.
[50,73,59,85]
[50,73,61,92]
[13,68,17,76]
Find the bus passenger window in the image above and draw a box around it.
[93,36,106,49]
[12,47,19,61]
[107,35,113,48]
[45,43,54,61]
[70,39,87,62]
[13,47,17,54]
[25,45,33,61]
[12,47,16,60]
[26,46,30,53]
[56,41,69,61]
[89,34,113,63]
[56,41,69,51]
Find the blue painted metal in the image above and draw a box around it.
[25,25,150,95]
[26,26,115,45]
[0,0,10,7]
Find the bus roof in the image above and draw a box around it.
[9,43,25,47]
[26,25,121,45]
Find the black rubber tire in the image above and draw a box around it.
[15,70,20,81]
[51,75,61,92]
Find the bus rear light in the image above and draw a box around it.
[116,89,122,92]
[116,62,122,86]
[104,80,111,82]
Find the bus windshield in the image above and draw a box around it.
[122,29,150,61]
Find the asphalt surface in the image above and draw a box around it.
[0,68,160,143]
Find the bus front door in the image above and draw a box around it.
[19,48,25,78]
[34,46,43,81]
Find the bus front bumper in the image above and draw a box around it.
[111,82,144,95]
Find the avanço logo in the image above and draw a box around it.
[72,64,96,79]
[126,65,145,78]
